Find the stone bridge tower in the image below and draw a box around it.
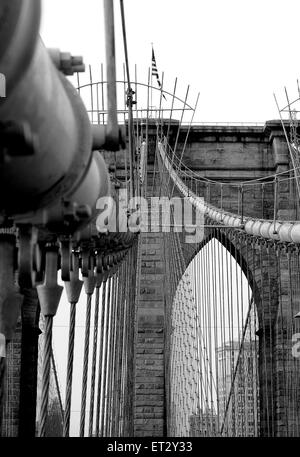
[133,121,299,437]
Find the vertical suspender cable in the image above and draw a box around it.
[63,254,83,437]
[259,241,270,436]
[120,0,135,198]
[39,316,53,437]
[88,283,101,436]
[101,274,112,436]
[95,278,107,436]
[266,242,275,436]
[79,267,95,437]
[112,266,123,436]
[79,293,92,437]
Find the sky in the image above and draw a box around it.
[40,0,300,123]
[38,0,300,436]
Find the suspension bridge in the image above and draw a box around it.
[1,0,300,439]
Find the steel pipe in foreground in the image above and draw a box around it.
[0,0,110,227]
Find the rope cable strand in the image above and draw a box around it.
[79,293,92,437]
[38,316,54,437]
[63,302,76,437]
[88,285,100,436]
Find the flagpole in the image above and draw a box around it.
[150,42,153,117]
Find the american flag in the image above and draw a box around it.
[151,47,166,100]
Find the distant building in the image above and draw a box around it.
[216,339,259,437]
[189,409,218,437]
